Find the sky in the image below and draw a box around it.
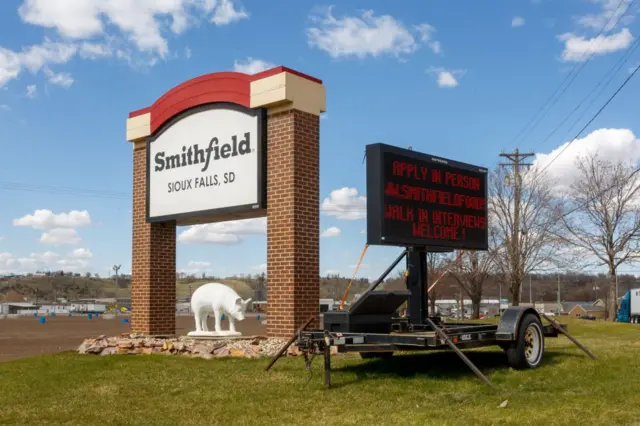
[1,0,640,280]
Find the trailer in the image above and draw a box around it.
[288,248,595,390]
[267,143,597,390]
[616,288,640,324]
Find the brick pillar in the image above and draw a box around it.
[131,144,176,336]
[266,109,320,337]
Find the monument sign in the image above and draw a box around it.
[125,67,326,338]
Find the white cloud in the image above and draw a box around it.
[40,228,81,245]
[577,0,635,32]
[0,104,9,111]
[512,16,525,27]
[321,187,367,220]
[321,226,341,237]
[532,127,640,191]
[70,248,92,259]
[414,23,441,54]
[252,263,267,271]
[26,84,37,98]
[0,249,93,274]
[13,209,91,229]
[428,67,466,88]
[306,7,439,59]
[20,39,77,73]
[436,71,458,88]
[179,260,212,274]
[233,57,274,74]
[178,217,266,244]
[185,46,192,59]
[0,48,22,87]
[0,0,248,88]
[78,42,115,59]
[558,28,634,62]
[43,67,73,87]
[211,0,248,25]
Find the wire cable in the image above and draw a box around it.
[536,34,640,149]
[508,0,632,148]
[534,60,640,179]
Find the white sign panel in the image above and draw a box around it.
[147,104,265,222]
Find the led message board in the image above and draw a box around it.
[366,143,488,250]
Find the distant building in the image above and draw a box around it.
[565,302,606,319]
[1,302,37,315]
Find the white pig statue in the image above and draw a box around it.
[189,282,252,336]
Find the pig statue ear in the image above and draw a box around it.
[243,298,252,305]
[235,297,242,306]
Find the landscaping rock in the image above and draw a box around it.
[214,347,230,357]
[100,347,117,356]
[76,334,332,360]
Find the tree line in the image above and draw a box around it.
[433,151,640,321]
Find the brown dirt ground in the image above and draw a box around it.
[0,314,267,362]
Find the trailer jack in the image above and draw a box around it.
[541,313,597,360]
[425,318,497,391]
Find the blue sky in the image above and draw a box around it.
[1,0,640,279]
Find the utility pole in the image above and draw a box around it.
[113,265,121,288]
[529,274,532,304]
[499,148,534,305]
[557,274,562,313]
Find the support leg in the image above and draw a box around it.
[541,313,597,360]
[201,313,209,332]
[425,318,497,391]
[229,316,236,333]
[213,309,222,333]
[194,309,202,332]
[323,331,331,388]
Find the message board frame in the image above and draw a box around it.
[366,143,489,251]
[145,102,267,225]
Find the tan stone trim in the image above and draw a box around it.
[126,113,151,142]
[250,72,326,116]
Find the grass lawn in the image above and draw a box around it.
[1,318,640,425]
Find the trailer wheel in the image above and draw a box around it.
[505,313,544,370]
[360,352,394,359]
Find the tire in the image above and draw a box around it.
[360,352,394,359]
[505,313,545,370]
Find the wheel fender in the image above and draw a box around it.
[496,306,541,341]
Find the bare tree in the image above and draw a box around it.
[425,252,452,315]
[559,152,640,320]
[489,165,567,306]
[450,250,494,318]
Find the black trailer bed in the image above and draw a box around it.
[298,319,563,353]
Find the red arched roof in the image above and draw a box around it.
[129,66,322,134]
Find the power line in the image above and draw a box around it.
[534,60,640,179]
[536,33,640,149]
[0,181,130,200]
[508,0,633,149]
